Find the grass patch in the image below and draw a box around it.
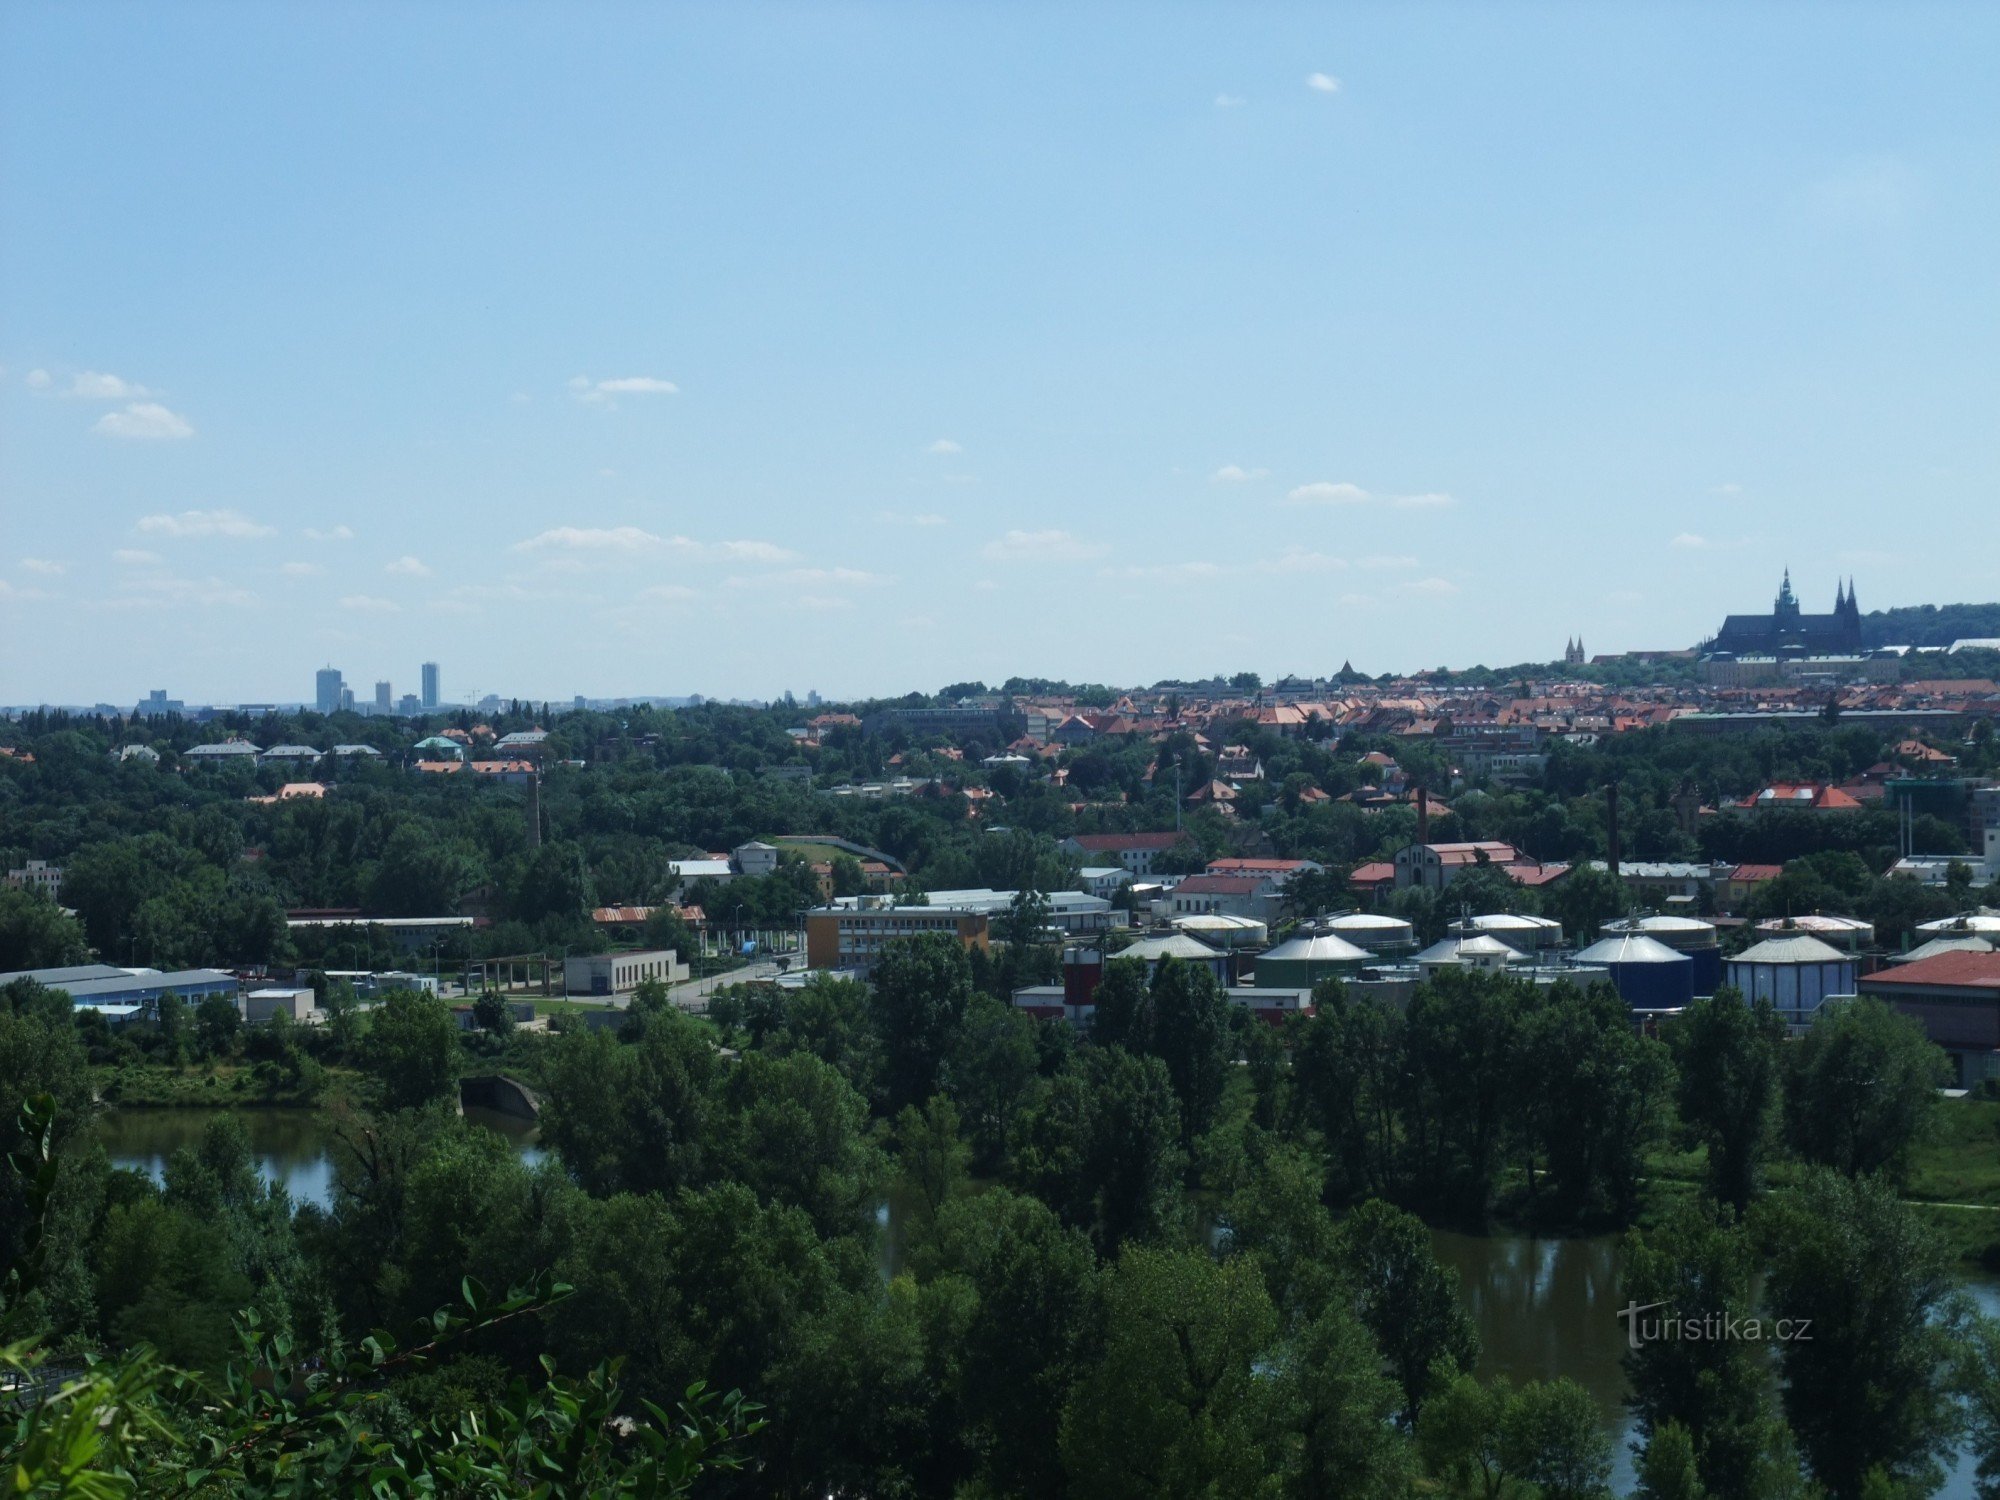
[1905,1097,2000,1207]
[96,1060,346,1108]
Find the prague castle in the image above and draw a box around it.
[1702,571,1863,660]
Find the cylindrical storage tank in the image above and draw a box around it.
[1170,913,1269,951]
[1724,935,1858,1025]
[1916,912,2000,941]
[1755,914,1874,953]
[1451,913,1565,953]
[1573,934,1695,1009]
[1254,929,1373,989]
[1321,911,1417,955]
[1601,915,1722,995]
[1414,935,1521,976]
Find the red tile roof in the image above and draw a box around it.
[1860,950,2000,991]
[1171,874,1267,895]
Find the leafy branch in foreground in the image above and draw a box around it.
[2,1098,761,1497]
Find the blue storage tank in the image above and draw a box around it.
[1599,916,1722,995]
[1572,933,1695,1010]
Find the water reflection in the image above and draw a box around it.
[92,1105,541,1211]
[1431,1231,1639,1489]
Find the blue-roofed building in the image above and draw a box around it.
[0,963,241,1018]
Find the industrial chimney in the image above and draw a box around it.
[1417,784,1431,845]
[1606,783,1621,878]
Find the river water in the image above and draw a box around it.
[92,1108,1999,1495]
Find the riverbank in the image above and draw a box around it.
[1634,1094,2000,1266]
[93,1059,355,1109]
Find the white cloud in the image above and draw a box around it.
[95,403,193,440]
[304,525,355,542]
[1104,549,1347,583]
[1307,72,1341,93]
[1286,480,1370,506]
[1359,554,1419,571]
[1395,576,1459,597]
[737,566,888,588]
[1258,549,1346,574]
[67,371,150,400]
[982,529,1108,563]
[515,525,668,552]
[875,510,948,527]
[280,561,323,577]
[1393,491,1455,509]
[1211,464,1269,483]
[639,584,699,603]
[385,555,433,577]
[112,548,161,566]
[1671,533,1710,550]
[1101,560,1229,582]
[713,539,796,563]
[511,526,796,564]
[136,508,274,539]
[1712,482,1742,496]
[927,438,962,455]
[20,558,65,576]
[24,369,52,391]
[1214,93,1246,108]
[569,374,678,403]
[339,594,401,613]
[1338,592,1373,608]
[793,595,854,612]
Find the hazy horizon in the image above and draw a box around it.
[6,3,1998,705]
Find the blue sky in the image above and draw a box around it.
[4,2,1997,705]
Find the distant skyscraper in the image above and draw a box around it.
[421,661,440,709]
[374,680,392,713]
[315,667,344,715]
[340,685,355,713]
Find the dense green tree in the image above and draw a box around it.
[1059,1247,1277,1499]
[1288,989,1400,1204]
[1010,1046,1184,1255]
[196,993,242,1057]
[945,993,1039,1172]
[921,1188,1101,1499]
[1667,988,1784,1213]
[1517,981,1672,1223]
[1756,1170,1964,1499]
[1339,1198,1478,1423]
[1417,1369,1613,1500]
[154,989,188,1065]
[1784,997,1949,1185]
[714,1048,883,1238]
[1266,1302,1416,1500]
[1400,970,1524,1221]
[0,886,90,971]
[367,989,461,1110]
[1222,1137,1349,1328]
[1622,1204,1791,1500]
[541,1008,717,1197]
[1634,1422,1708,1500]
[895,1094,970,1239]
[870,931,975,1114]
[94,1197,256,1370]
[1145,957,1233,1149]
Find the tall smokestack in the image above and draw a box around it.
[1606,783,1621,878]
[1417,784,1431,845]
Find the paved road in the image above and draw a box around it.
[671,959,787,1008]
